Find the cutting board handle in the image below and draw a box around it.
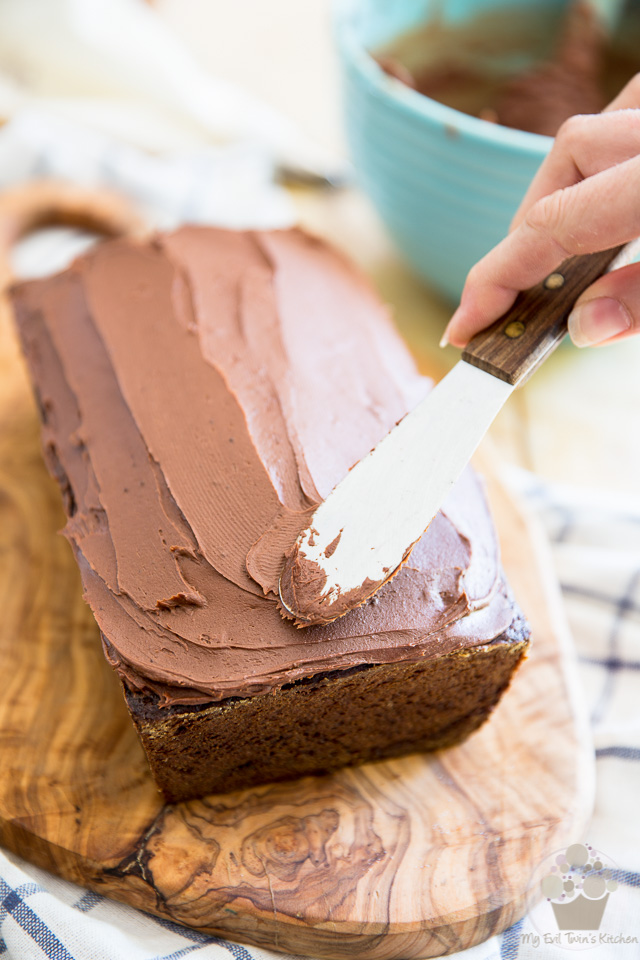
[462,245,626,386]
[0,181,147,292]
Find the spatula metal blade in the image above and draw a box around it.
[279,360,513,625]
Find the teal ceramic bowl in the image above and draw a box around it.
[334,0,564,302]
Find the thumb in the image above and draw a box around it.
[568,261,640,347]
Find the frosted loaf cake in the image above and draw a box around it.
[12,225,530,801]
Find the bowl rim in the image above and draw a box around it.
[333,0,553,156]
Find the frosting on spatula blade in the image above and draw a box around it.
[279,361,514,626]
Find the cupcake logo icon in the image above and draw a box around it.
[540,843,618,932]
[526,842,637,950]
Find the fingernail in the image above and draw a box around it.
[568,298,631,347]
[439,330,450,348]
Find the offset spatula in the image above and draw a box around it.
[279,243,634,627]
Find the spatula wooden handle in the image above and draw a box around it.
[462,245,625,386]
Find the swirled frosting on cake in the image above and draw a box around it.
[13,226,518,705]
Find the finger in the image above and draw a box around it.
[444,155,640,348]
[510,110,640,232]
[568,260,640,347]
[603,73,640,111]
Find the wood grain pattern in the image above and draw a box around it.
[0,269,594,959]
[462,246,624,385]
[0,181,147,288]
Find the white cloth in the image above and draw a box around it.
[0,0,341,177]
[0,108,295,237]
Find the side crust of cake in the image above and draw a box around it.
[125,619,529,802]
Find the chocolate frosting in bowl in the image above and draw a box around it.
[12,226,517,706]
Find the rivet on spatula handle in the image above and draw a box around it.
[461,245,626,387]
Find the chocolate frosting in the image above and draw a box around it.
[491,0,606,137]
[13,226,517,706]
[378,0,608,138]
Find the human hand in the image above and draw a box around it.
[442,76,640,350]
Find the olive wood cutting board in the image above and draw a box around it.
[0,292,594,960]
